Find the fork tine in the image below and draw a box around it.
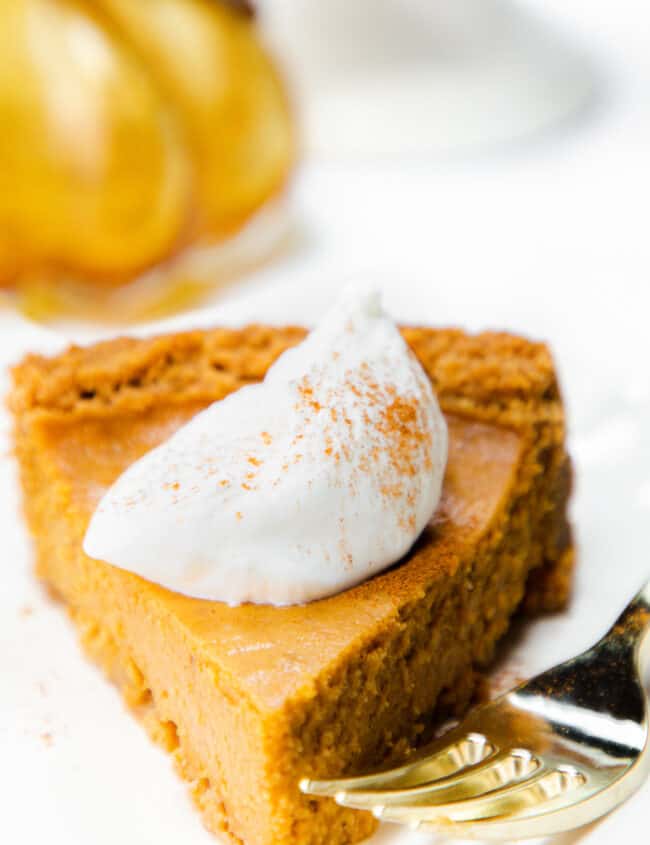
[300,731,495,797]
[375,766,585,826]
[335,749,540,810]
[375,768,550,824]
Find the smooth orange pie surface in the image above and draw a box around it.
[10,326,573,845]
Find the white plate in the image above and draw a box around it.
[1,259,649,845]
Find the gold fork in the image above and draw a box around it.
[301,579,650,839]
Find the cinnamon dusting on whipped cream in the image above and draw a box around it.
[83,287,448,606]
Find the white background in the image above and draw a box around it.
[2,1,650,843]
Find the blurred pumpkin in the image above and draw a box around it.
[0,0,293,300]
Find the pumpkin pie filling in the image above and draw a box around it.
[10,325,573,845]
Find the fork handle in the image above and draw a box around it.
[605,578,650,660]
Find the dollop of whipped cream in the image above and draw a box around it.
[84,288,448,605]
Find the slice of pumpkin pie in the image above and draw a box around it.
[9,299,573,845]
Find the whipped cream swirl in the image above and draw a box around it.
[84,288,448,605]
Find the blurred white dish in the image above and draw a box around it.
[262,0,596,157]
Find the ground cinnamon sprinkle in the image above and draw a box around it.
[297,378,322,413]
[290,362,434,532]
[378,395,432,484]
[197,348,435,557]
